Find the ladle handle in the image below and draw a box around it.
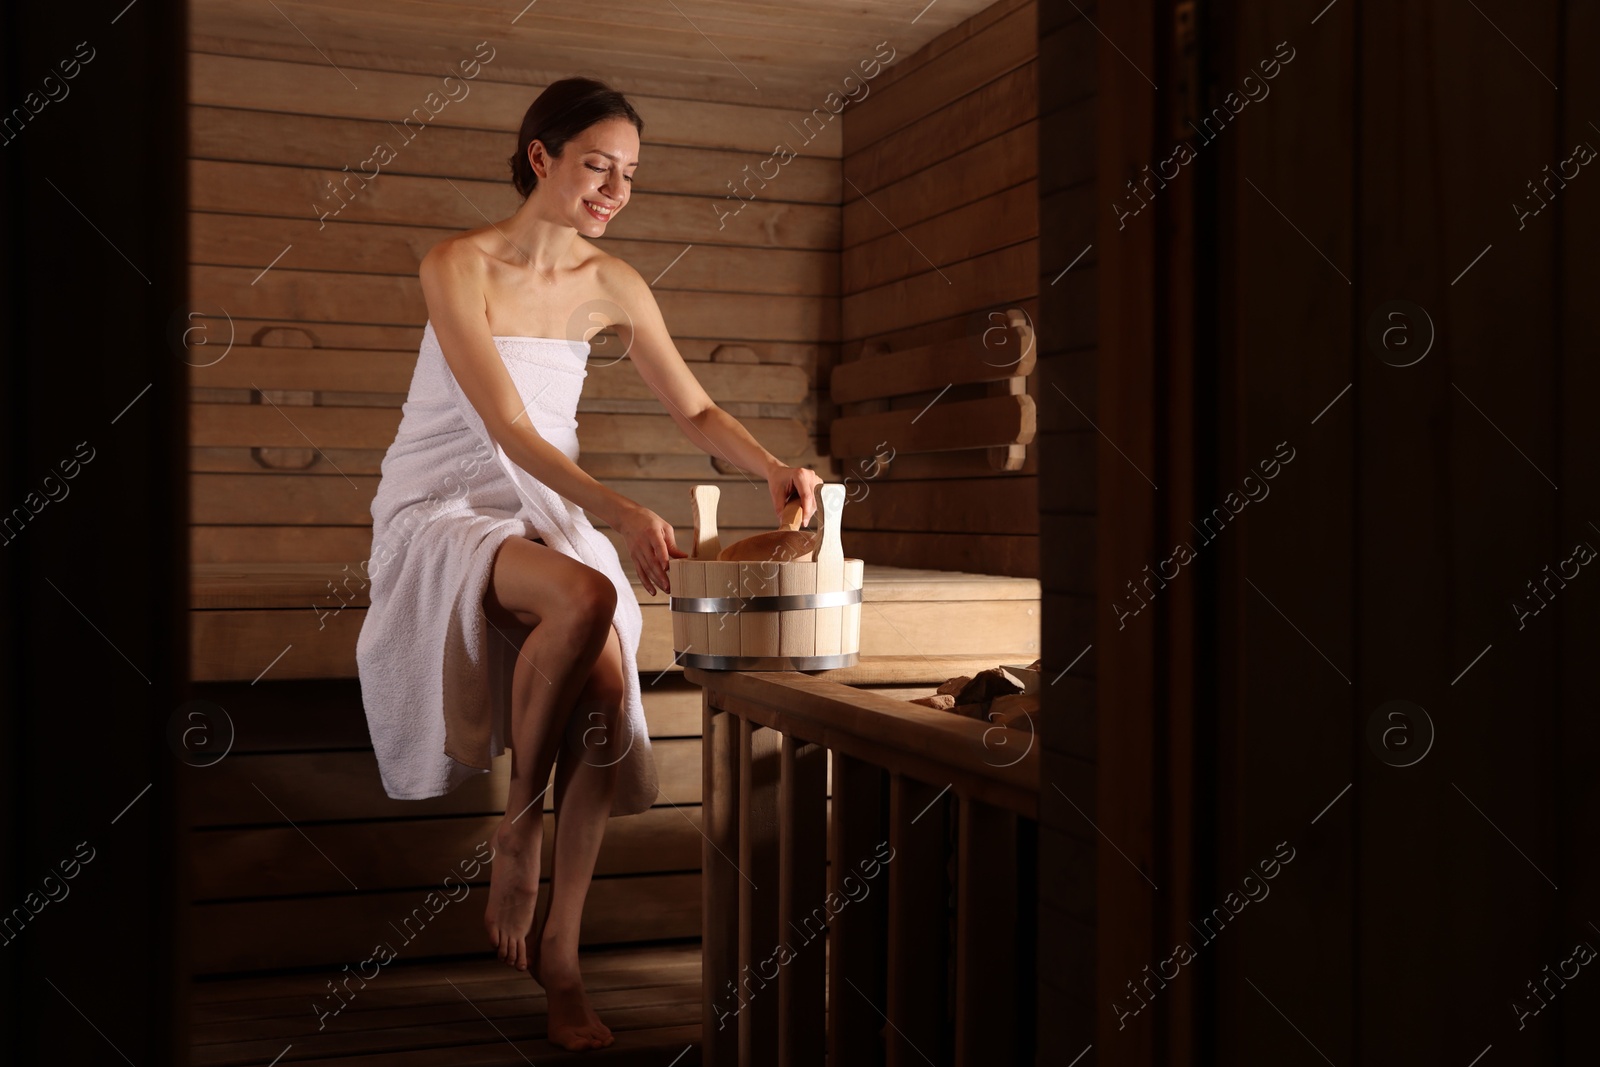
[690,484,721,560]
[778,487,804,531]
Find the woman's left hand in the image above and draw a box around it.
[768,465,824,527]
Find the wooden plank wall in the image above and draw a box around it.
[1033,0,1099,1060]
[182,41,843,976]
[836,0,1041,579]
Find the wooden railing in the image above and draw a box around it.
[686,666,1039,1067]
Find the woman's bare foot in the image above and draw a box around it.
[483,819,541,971]
[532,935,615,1050]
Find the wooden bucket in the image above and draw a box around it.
[669,482,863,670]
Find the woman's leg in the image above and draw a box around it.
[479,535,617,974]
[529,623,626,1049]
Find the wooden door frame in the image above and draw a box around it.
[1093,0,1209,1062]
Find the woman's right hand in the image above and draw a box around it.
[617,503,687,596]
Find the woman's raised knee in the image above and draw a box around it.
[566,571,618,643]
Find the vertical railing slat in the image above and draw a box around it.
[829,752,889,1067]
[739,718,782,1062]
[954,799,1018,1065]
[702,692,741,1067]
[886,773,949,1067]
[778,734,828,1067]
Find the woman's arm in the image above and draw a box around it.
[605,259,824,524]
[419,240,684,593]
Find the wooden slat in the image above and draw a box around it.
[843,60,1037,197]
[828,753,889,1066]
[871,444,1039,479]
[843,531,1039,579]
[190,473,378,526]
[188,407,806,455]
[187,676,705,752]
[187,52,848,157]
[777,734,827,1067]
[226,1022,706,1067]
[842,558,864,656]
[831,319,1034,403]
[954,799,1019,1065]
[191,948,701,1062]
[192,523,372,563]
[191,104,843,203]
[186,0,995,106]
[843,1,1035,151]
[191,447,822,481]
[838,477,1039,535]
[190,262,840,341]
[192,560,370,609]
[191,595,1040,680]
[183,314,831,373]
[777,548,817,659]
[702,693,741,1067]
[181,741,703,826]
[191,341,811,400]
[859,0,1031,97]
[885,773,947,1066]
[191,941,697,1009]
[843,121,1037,249]
[843,179,1038,294]
[829,393,1035,458]
[192,210,838,296]
[739,559,782,657]
[847,297,1041,362]
[840,240,1037,340]
[189,158,840,252]
[737,719,782,1063]
[189,872,700,973]
[189,806,702,899]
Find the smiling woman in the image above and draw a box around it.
[354,74,822,1054]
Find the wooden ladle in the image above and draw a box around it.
[715,488,819,562]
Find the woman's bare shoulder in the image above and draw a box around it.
[421,229,497,274]
[578,245,653,317]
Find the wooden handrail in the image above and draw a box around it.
[691,665,1039,1067]
[687,668,1038,818]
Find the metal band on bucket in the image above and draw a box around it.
[669,588,862,613]
[676,651,859,671]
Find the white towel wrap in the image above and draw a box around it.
[356,321,659,816]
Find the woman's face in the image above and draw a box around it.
[533,117,639,235]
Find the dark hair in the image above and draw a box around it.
[508,77,644,198]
